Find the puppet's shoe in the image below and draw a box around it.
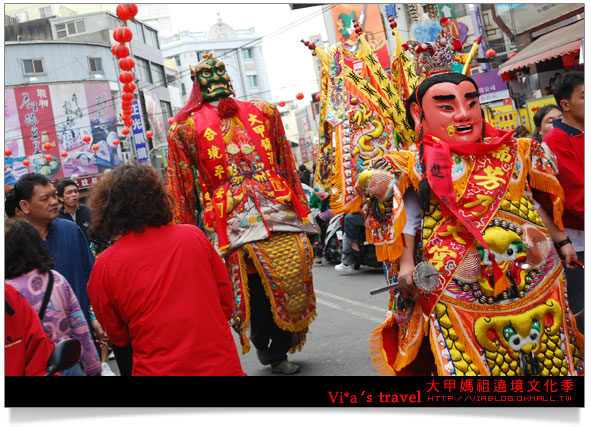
[271,360,300,375]
[256,348,270,366]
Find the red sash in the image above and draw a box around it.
[421,127,517,314]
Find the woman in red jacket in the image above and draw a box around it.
[87,164,245,376]
[5,283,55,376]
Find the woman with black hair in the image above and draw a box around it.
[532,104,562,142]
[5,219,101,376]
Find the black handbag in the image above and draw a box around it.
[38,271,54,320]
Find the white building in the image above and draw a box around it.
[160,14,272,105]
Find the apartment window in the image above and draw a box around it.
[39,5,53,18]
[242,48,253,59]
[128,20,144,43]
[23,59,44,75]
[15,11,28,23]
[89,57,103,73]
[488,38,507,55]
[174,55,181,66]
[56,19,86,38]
[151,63,166,86]
[136,57,152,83]
[181,83,187,96]
[454,4,468,17]
[483,13,491,27]
[144,27,159,49]
[161,101,173,121]
[247,75,258,88]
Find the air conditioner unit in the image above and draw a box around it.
[121,151,134,164]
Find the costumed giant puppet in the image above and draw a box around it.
[360,22,584,376]
[166,53,318,374]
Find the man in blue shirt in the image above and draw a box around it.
[14,173,95,327]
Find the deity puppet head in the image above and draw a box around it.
[190,53,233,103]
[406,72,484,144]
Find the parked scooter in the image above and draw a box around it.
[46,338,81,376]
[324,212,382,269]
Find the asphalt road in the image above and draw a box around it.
[233,261,392,376]
[105,261,392,376]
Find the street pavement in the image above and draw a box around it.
[233,260,391,376]
[106,260,392,376]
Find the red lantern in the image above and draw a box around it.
[123,82,136,93]
[124,118,133,127]
[509,52,517,58]
[113,26,133,44]
[22,159,30,166]
[122,92,135,102]
[486,49,496,58]
[119,57,135,71]
[119,71,134,84]
[296,92,304,100]
[315,93,321,101]
[113,139,120,146]
[111,43,130,59]
[146,130,153,138]
[121,127,131,136]
[45,155,52,161]
[5,148,12,156]
[116,4,138,21]
[278,100,286,107]
[83,134,91,143]
[168,117,174,125]
[43,142,52,150]
[92,144,100,151]
[61,152,68,158]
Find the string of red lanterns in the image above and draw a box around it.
[111,4,140,147]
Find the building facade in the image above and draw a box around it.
[160,15,272,105]
[5,10,175,185]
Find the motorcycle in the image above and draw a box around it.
[46,338,81,376]
[324,212,382,269]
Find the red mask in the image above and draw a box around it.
[416,81,483,144]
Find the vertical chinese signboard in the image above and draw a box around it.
[331,4,391,71]
[14,85,63,179]
[131,99,149,163]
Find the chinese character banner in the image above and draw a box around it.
[4,82,121,184]
[13,84,63,179]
